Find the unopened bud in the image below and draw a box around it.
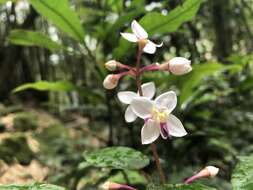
[185,166,219,184]
[105,60,118,71]
[168,57,192,75]
[206,166,219,177]
[100,181,136,190]
[103,74,119,89]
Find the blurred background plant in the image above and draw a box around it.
[0,0,253,189]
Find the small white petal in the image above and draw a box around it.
[141,120,160,144]
[120,32,138,42]
[141,82,156,99]
[155,41,163,47]
[131,97,153,119]
[167,114,187,137]
[143,40,157,54]
[155,91,177,112]
[117,91,137,104]
[131,20,148,39]
[125,105,137,123]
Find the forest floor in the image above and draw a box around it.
[0,105,106,186]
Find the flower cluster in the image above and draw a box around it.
[103,20,192,144]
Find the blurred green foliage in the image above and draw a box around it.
[0,0,252,189]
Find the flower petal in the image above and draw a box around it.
[167,114,187,137]
[131,20,148,39]
[120,32,138,42]
[141,119,160,144]
[143,40,157,54]
[141,82,156,99]
[155,41,163,47]
[125,105,137,123]
[117,91,137,104]
[131,97,153,119]
[155,91,177,112]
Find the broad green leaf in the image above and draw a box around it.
[231,155,253,190]
[29,0,84,42]
[8,30,62,52]
[141,0,203,36]
[179,63,225,107]
[0,183,68,190]
[113,0,203,58]
[108,170,147,184]
[12,81,76,93]
[147,183,217,190]
[105,8,145,40]
[83,146,149,170]
[0,0,18,3]
[0,0,12,4]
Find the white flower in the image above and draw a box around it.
[120,20,162,54]
[131,91,187,144]
[169,57,192,75]
[117,82,155,123]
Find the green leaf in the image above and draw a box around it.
[0,183,68,190]
[8,29,62,52]
[141,0,203,36]
[28,0,84,42]
[179,63,224,107]
[83,146,149,170]
[12,81,76,93]
[147,183,217,190]
[231,155,253,190]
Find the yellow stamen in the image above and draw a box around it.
[138,39,148,50]
[151,108,168,123]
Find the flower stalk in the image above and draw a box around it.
[135,44,166,184]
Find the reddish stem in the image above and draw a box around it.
[184,174,202,184]
[135,45,166,184]
[117,63,133,70]
[140,64,160,73]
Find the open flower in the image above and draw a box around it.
[131,91,187,144]
[120,20,162,54]
[117,82,155,123]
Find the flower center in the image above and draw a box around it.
[138,39,148,49]
[151,107,168,123]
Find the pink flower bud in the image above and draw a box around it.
[206,166,219,177]
[168,57,192,75]
[103,74,119,89]
[105,60,118,71]
[185,166,219,184]
[100,181,136,190]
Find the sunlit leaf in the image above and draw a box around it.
[0,183,68,190]
[12,81,76,93]
[83,146,149,170]
[0,0,15,4]
[147,183,217,190]
[140,0,203,35]
[28,0,84,42]
[231,155,253,190]
[8,30,62,52]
